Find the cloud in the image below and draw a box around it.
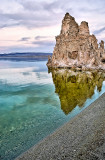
[0,11,60,28]
[0,0,105,53]
[94,27,105,35]
[35,36,46,40]
[0,0,105,30]
[32,40,55,47]
[0,43,54,54]
[20,37,31,41]
[0,0,64,29]
[19,1,43,11]
[35,36,53,40]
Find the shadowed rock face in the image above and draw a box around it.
[47,13,105,70]
[51,69,105,114]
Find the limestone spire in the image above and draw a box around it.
[79,21,90,36]
[60,12,79,37]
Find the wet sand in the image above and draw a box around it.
[16,93,105,160]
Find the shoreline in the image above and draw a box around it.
[16,93,105,160]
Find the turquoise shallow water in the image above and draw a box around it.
[0,60,105,160]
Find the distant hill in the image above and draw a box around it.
[0,52,52,61]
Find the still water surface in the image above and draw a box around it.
[0,60,105,160]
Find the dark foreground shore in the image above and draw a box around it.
[16,93,105,160]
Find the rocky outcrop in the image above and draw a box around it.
[47,13,105,70]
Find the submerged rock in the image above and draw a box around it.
[47,13,105,70]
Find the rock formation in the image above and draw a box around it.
[47,13,105,70]
[51,69,105,114]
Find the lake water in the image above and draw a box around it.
[0,59,105,160]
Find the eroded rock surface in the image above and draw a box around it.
[47,13,105,70]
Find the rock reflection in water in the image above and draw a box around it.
[50,69,105,114]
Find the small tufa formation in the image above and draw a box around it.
[47,13,105,70]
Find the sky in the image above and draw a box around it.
[0,0,105,54]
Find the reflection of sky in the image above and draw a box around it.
[0,60,52,85]
[0,68,52,85]
[0,60,47,70]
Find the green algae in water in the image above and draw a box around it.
[0,60,105,160]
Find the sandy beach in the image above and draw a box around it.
[16,93,105,160]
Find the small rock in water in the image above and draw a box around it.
[10,126,15,132]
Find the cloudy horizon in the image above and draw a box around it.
[0,0,105,54]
